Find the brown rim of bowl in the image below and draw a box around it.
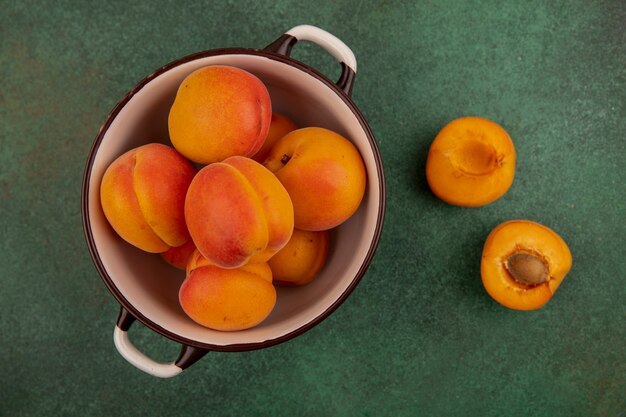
[81,47,386,352]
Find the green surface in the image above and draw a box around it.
[2,0,625,416]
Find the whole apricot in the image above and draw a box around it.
[180,250,275,331]
[264,127,366,231]
[426,117,516,207]
[168,65,272,164]
[481,220,572,310]
[185,156,294,269]
[252,113,297,163]
[100,143,196,253]
[268,228,329,286]
[160,239,197,270]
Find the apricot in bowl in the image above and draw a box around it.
[168,65,272,165]
[180,250,276,332]
[99,143,197,253]
[268,228,329,286]
[264,127,367,231]
[252,113,298,163]
[184,155,294,269]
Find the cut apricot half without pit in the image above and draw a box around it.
[426,116,516,207]
[481,220,572,311]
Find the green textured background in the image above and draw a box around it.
[2,0,624,416]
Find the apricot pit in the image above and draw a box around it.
[504,253,548,286]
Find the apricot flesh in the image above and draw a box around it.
[264,127,367,231]
[481,220,572,310]
[179,251,276,331]
[268,228,329,286]
[426,117,516,207]
[184,156,294,269]
[100,143,196,253]
[168,65,272,164]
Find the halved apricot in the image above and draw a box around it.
[426,117,516,207]
[481,220,572,310]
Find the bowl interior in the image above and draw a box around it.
[86,51,383,347]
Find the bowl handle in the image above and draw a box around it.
[113,307,208,378]
[264,24,357,96]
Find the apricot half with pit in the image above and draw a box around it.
[481,220,572,310]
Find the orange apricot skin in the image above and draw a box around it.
[184,156,294,269]
[100,143,196,253]
[426,117,516,207]
[179,258,276,332]
[186,249,273,283]
[168,65,271,164]
[481,220,572,310]
[268,229,329,286]
[252,113,297,163]
[160,239,197,270]
[264,127,367,231]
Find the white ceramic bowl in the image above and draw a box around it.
[82,25,385,377]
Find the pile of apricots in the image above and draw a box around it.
[100,65,366,331]
[426,116,572,311]
[101,64,571,328]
